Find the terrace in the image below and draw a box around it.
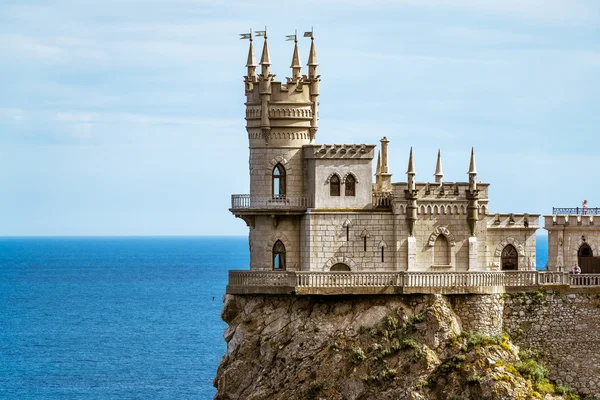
[227,270,600,295]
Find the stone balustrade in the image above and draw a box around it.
[226,270,600,295]
[230,194,312,210]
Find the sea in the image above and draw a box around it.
[1,235,549,399]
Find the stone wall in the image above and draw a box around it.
[250,215,302,270]
[301,211,395,271]
[503,290,600,398]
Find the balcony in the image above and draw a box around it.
[553,207,600,215]
[226,270,589,295]
[231,194,312,214]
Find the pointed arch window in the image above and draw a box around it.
[272,163,286,199]
[434,235,450,265]
[330,174,340,196]
[501,244,518,271]
[273,240,286,270]
[345,174,356,196]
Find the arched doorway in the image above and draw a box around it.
[330,263,351,272]
[434,235,449,265]
[501,244,518,270]
[578,243,593,270]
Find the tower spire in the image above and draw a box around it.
[246,33,257,80]
[434,149,444,183]
[468,147,477,175]
[290,31,301,80]
[407,147,416,192]
[260,29,271,77]
[307,33,318,78]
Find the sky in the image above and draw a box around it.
[0,0,599,236]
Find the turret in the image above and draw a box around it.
[375,137,392,192]
[466,147,479,236]
[290,37,302,80]
[246,38,257,81]
[405,148,418,237]
[468,147,477,192]
[407,147,416,192]
[307,35,320,141]
[434,149,443,184]
[258,34,273,142]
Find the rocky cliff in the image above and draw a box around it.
[214,294,584,400]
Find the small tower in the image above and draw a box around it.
[289,36,302,81]
[244,36,257,93]
[405,148,418,269]
[307,35,320,141]
[376,137,393,192]
[466,148,480,270]
[434,150,444,184]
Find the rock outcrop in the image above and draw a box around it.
[215,294,576,400]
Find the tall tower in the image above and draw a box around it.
[234,31,320,271]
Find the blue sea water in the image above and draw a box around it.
[1,236,248,400]
[1,235,549,399]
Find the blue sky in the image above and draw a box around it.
[0,0,598,236]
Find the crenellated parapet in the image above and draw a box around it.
[487,213,541,229]
[546,214,598,227]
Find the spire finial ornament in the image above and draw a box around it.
[434,149,444,183]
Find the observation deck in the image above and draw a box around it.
[226,270,600,295]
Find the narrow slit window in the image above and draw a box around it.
[346,226,349,241]
[363,236,367,251]
[381,247,384,262]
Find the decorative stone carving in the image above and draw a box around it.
[341,172,359,184]
[324,256,358,271]
[427,226,456,247]
[493,237,525,257]
[267,156,292,174]
[342,219,353,228]
[325,172,341,184]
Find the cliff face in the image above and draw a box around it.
[214,294,576,400]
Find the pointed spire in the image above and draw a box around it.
[407,147,416,174]
[246,37,257,80]
[434,149,444,183]
[290,37,302,80]
[307,37,318,66]
[260,34,271,77]
[376,151,381,175]
[468,147,477,174]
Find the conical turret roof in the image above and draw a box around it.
[307,37,318,66]
[407,148,416,174]
[246,39,257,67]
[468,147,477,174]
[434,149,443,178]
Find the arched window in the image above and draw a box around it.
[272,164,286,198]
[345,174,356,196]
[330,263,351,271]
[434,235,450,265]
[330,174,340,196]
[501,244,518,270]
[273,240,286,270]
[578,243,593,269]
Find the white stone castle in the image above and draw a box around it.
[230,32,544,277]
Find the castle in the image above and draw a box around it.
[228,32,600,293]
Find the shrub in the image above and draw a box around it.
[515,359,548,382]
[386,315,399,330]
[306,380,324,400]
[351,346,366,364]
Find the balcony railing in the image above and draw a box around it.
[553,207,600,215]
[231,194,312,210]
[226,270,595,295]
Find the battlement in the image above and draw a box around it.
[392,182,490,202]
[488,213,540,229]
[545,214,598,228]
[303,144,376,159]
